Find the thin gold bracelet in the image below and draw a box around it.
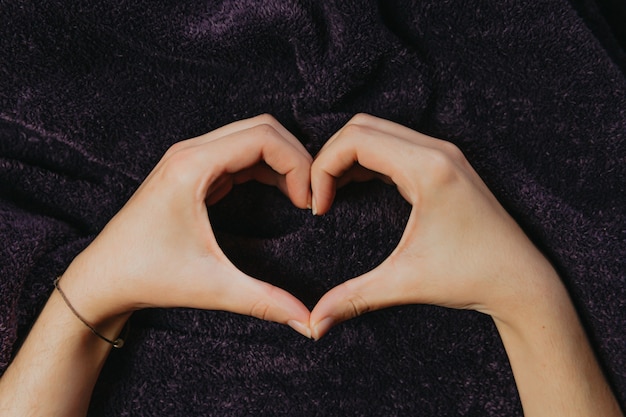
[53,277,128,348]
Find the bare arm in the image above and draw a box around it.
[0,289,129,416]
[492,275,620,416]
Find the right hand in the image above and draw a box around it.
[309,114,563,339]
[59,114,313,337]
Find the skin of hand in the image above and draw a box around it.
[309,113,558,334]
[59,114,313,337]
[308,113,623,416]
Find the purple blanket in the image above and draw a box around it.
[1,1,625,415]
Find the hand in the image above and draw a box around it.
[60,114,313,337]
[309,114,562,339]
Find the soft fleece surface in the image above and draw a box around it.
[1,1,625,415]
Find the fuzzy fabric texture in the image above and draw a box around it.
[1,0,625,415]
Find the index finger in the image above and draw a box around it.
[178,114,312,163]
[310,125,421,214]
[187,123,313,209]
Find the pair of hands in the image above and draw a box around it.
[61,113,559,340]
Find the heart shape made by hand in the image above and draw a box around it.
[61,113,553,342]
[209,181,410,311]
[190,114,551,341]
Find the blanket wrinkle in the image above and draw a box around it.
[0,122,141,233]
[1,0,625,415]
[569,0,626,73]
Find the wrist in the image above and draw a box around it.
[53,277,131,348]
[491,275,578,353]
[47,286,131,351]
[487,269,623,416]
[58,254,134,328]
[483,247,567,330]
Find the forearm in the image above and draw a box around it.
[0,288,128,417]
[492,270,623,417]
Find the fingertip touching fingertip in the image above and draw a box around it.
[311,317,335,340]
[287,320,312,339]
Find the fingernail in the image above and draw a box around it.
[312,317,334,341]
[311,196,318,216]
[288,320,312,339]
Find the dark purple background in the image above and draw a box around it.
[1,1,624,415]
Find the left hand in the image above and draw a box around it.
[60,114,313,336]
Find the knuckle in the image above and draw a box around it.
[252,123,280,141]
[439,140,465,163]
[346,294,371,318]
[253,113,279,127]
[310,157,329,178]
[250,299,271,321]
[341,280,372,318]
[425,148,458,185]
[162,140,187,159]
[158,147,200,186]
[340,122,371,140]
[249,283,279,321]
[348,113,373,126]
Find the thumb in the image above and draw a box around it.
[309,262,405,340]
[221,273,313,338]
[181,263,313,338]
